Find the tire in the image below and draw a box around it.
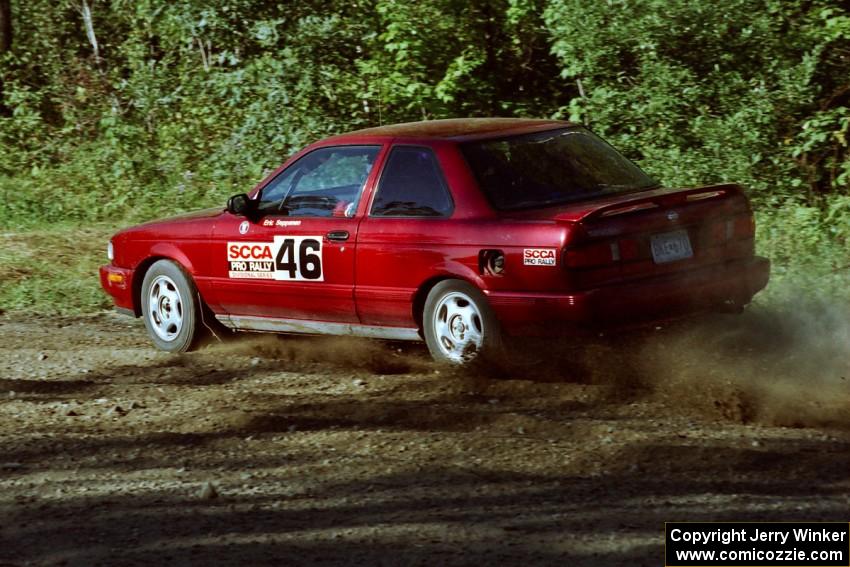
[140,259,204,352]
[422,280,502,365]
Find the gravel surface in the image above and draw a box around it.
[1,311,849,566]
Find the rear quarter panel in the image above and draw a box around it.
[355,223,574,328]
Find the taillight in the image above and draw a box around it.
[564,237,639,268]
[617,238,639,260]
[732,214,755,239]
[707,219,726,244]
[707,214,754,246]
[563,241,613,268]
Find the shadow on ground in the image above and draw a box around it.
[2,435,849,566]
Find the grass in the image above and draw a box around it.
[0,226,116,315]
[753,208,850,304]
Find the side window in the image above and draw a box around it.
[371,146,453,217]
[258,145,380,217]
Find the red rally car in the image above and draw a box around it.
[100,118,770,364]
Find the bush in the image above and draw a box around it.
[0,1,847,314]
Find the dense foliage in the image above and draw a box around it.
[0,0,847,302]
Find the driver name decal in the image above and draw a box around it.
[227,236,323,281]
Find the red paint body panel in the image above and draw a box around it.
[209,214,362,321]
[100,119,770,337]
[489,257,770,335]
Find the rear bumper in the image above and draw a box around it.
[487,256,770,335]
[99,265,136,314]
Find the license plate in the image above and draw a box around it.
[650,230,693,264]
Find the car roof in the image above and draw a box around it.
[324,118,575,143]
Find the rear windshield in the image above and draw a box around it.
[461,127,657,210]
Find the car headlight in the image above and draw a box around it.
[107,241,114,261]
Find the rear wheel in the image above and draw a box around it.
[423,280,502,365]
[141,260,203,352]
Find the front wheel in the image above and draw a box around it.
[140,260,204,352]
[422,280,502,365]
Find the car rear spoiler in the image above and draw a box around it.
[553,184,746,224]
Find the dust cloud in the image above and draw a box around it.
[200,290,850,428]
[204,333,434,375]
[637,292,850,427]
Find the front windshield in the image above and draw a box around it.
[461,127,657,210]
[257,145,380,217]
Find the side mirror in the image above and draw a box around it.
[226,193,253,216]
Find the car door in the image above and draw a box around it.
[210,144,384,324]
[355,145,458,328]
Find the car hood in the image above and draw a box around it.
[136,207,223,227]
[112,206,223,240]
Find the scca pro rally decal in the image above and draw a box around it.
[523,248,557,266]
[227,236,323,281]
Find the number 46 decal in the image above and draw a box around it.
[274,235,323,281]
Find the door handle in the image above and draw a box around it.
[326,230,350,242]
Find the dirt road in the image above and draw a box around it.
[1,311,849,566]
